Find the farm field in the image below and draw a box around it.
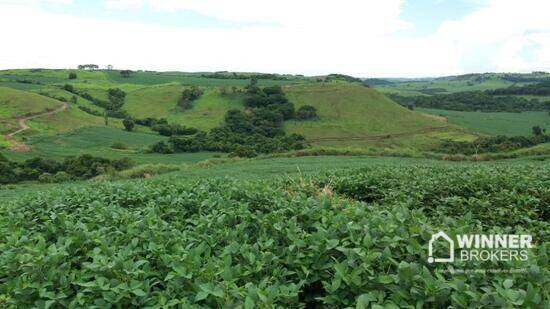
[2,126,219,164]
[3,1,550,307]
[418,108,550,136]
[0,161,548,307]
[0,69,477,159]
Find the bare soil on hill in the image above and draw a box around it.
[5,102,68,152]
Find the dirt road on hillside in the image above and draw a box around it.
[4,102,68,152]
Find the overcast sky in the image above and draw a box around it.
[1,0,549,77]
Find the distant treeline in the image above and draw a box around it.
[201,72,291,80]
[325,74,364,83]
[389,91,550,112]
[501,73,550,83]
[363,78,394,86]
[438,134,550,155]
[0,154,133,185]
[487,81,550,96]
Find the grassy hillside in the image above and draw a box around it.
[284,83,470,148]
[418,108,550,136]
[125,85,245,130]
[0,86,62,120]
[3,126,219,164]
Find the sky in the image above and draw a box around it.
[0,0,549,77]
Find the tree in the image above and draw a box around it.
[70,96,78,104]
[123,119,135,131]
[120,70,132,78]
[77,64,99,70]
[63,84,74,92]
[296,105,319,120]
[68,72,77,79]
[104,111,109,126]
[178,86,203,109]
[532,125,543,136]
[107,88,126,110]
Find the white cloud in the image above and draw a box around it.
[146,0,409,35]
[0,0,549,77]
[431,0,550,74]
[104,0,144,10]
[0,0,73,5]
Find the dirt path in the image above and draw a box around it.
[5,102,69,152]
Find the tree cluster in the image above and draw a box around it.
[326,74,363,83]
[150,82,307,156]
[63,85,130,119]
[201,72,290,81]
[133,117,168,127]
[0,154,133,185]
[244,85,296,120]
[178,86,203,109]
[438,133,550,155]
[120,70,133,78]
[296,105,319,120]
[151,123,198,136]
[77,64,99,70]
[487,81,550,96]
[107,88,126,111]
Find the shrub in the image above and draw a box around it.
[296,105,319,120]
[149,141,174,154]
[230,145,258,158]
[63,84,74,92]
[38,173,53,183]
[52,171,72,183]
[123,119,135,131]
[151,124,198,136]
[111,142,128,150]
[68,72,77,79]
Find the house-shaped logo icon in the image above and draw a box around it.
[428,231,454,263]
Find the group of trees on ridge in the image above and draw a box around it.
[200,72,291,81]
[77,64,99,70]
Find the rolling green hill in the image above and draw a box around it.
[284,83,471,148]
[125,85,245,130]
[0,68,507,161]
[0,86,61,120]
